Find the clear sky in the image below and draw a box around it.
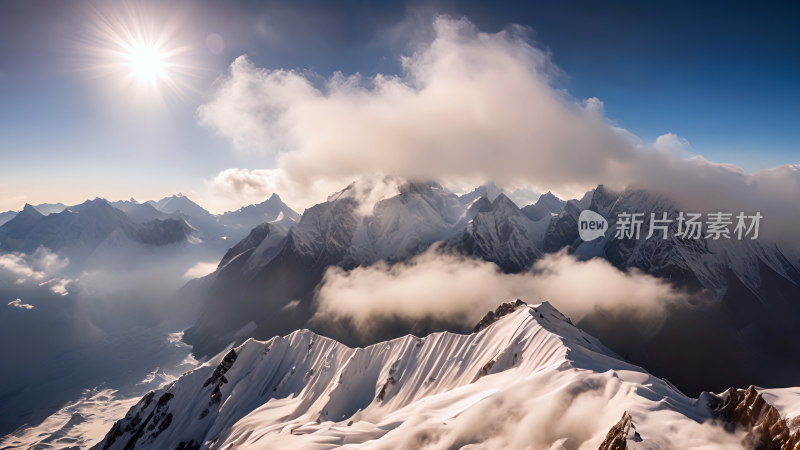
[1,0,798,212]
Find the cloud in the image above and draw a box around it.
[183,261,218,279]
[7,298,34,310]
[313,248,694,334]
[39,278,71,296]
[653,132,692,157]
[198,16,800,247]
[0,248,72,294]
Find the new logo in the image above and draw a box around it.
[578,210,607,241]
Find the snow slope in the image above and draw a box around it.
[96,302,749,449]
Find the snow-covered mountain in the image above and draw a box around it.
[145,193,300,245]
[95,301,800,449]
[451,193,548,272]
[0,199,192,269]
[183,181,553,358]
[183,180,800,396]
[218,193,300,234]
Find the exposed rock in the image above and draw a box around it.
[709,385,800,450]
[473,299,527,332]
[598,411,642,450]
[203,349,237,389]
[175,441,201,450]
[472,360,496,383]
[376,377,397,401]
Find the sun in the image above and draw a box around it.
[127,43,166,84]
[80,2,197,98]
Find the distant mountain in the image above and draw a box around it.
[147,194,211,218]
[520,191,566,221]
[32,202,67,216]
[451,193,547,272]
[97,301,800,450]
[0,199,191,269]
[146,193,299,244]
[0,202,68,226]
[0,211,15,227]
[457,182,503,205]
[218,193,300,233]
[110,199,169,224]
[147,194,223,238]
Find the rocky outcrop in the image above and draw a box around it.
[473,299,527,332]
[709,385,800,450]
[99,390,175,450]
[598,411,642,450]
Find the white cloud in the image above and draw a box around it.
[0,248,71,294]
[313,248,694,334]
[199,16,800,247]
[183,261,218,279]
[0,253,40,280]
[39,278,71,296]
[8,299,34,310]
[653,132,692,157]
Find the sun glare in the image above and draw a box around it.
[81,3,196,99]
[127,43,165,83]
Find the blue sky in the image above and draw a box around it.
[0,0,798,212]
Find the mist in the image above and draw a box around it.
[313,248,697,336]
[0,244,209,435]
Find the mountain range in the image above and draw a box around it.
[181,180,800,396]
[2,181,800,448]
[94,301,800,450]
[0,194,299,272]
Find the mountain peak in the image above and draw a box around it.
[490,192,519,210]
[74,197,112,210]
[539,191,557,200]
[21,203,42,215]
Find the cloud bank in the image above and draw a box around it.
[314,248,694,334]
[198,16,800,246]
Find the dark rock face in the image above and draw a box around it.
[709,386,800,450]
[201,349,237,417]
[98,389,176,450]
[473,299,527,333]
[452,194,544,273]
[217,222,273,269]
[376,377,397,401]
[598,411,642,450]
[521,191,565,221]
[541,199,583,253]
[203,348,237,389]
[136,218,191,246]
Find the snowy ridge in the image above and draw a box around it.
[96,302,743,449]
